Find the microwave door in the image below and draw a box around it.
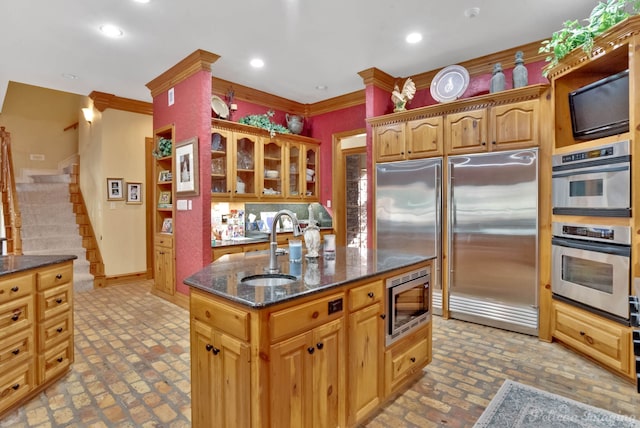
[552,164,630,210]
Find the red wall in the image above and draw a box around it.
[153,70,212,295]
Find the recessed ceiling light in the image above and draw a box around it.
[406,32,422,44]
[61,73,79,80]
[315,85,328,91]
[464,7,480,18]
[99,24,124,38]
[133,0,151,3]
[250,58,265,68]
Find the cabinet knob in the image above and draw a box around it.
[407,150,412,154]
[307,347,315,355]
[367,292,374,298]
[11,384,20,391]
[57,327,63,333]
[12,349,19,355]
[401,151,405,155]
[56,298,63,304]
[11,286,19,292]
[56,274,63,280]
[580,331,585,336]
[212,347,220,355]
[491,141,496,145]
[205,344,213,352]
[57,357,64,363]
[380,314,386,320]
[410,357,416,363]
[11,312,20,321]
[481,142,486,146]
[316,342,324,350]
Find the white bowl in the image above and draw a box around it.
[306,168,315,176]
[265,170,279,178]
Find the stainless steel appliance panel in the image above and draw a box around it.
[376,158,442,313]
[448,149,538,335]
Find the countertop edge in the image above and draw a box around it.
[0,255,78,277]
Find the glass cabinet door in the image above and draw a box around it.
[262,140,284,197]
[234,133,258,198]
[304,145,318,199]
[287,142,302,198]
[210,130,229,196]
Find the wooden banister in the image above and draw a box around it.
[0,126,23,255]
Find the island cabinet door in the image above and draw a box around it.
[348,302,383,425]
[270,317,345,428]
[191,320,250,428]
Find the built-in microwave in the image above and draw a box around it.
[551,140,631,217]
[386,266,430,346]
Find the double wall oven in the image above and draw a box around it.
[551,140,636,326]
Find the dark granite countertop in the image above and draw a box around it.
[0,254,78,276]
[185,246,431,308]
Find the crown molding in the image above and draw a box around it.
[89,91,153,115]
[307,90,365,116]
[357,68,396,92]
[146,49,220,98]
[212,77,307,116]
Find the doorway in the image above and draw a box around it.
[332,130,367,248]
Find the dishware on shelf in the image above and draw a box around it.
[265,170,279,178]
[211,95,230,119]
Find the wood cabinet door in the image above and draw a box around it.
[286,142,303,199]
[348,302,383,425]
[489,99,539,150]
[445,109,488,154]
[270,331,313,428]
[153,246,174,295]
[406,116,443,158]
[303,145,319,200]
[312,318,345,428]
[233,132,260,199]
[191,320,217,428]
[261,139,285,198]
[374,123,406,162]
[211,128,232,197]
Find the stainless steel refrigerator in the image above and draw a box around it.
[375,158,443,314]
[448,149,538,335]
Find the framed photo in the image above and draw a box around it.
[175,137,199,196]
[107,178,124,201]
[161,218,173,234]
[158,170,172,182]
[126,182,142,204]
[158,191,172,207]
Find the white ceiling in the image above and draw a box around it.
[0,0,600,111]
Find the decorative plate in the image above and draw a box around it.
[430,65,470,103]
[211,95,229,119]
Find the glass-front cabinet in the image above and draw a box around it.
[261,139,284,198]
[210,129,230,196]
[286,142,303,199]
[304,145,319,199]
[234,133,259,198]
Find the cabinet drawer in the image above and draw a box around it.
[552,301,631,375]
[190,292,250,341]
[37,263,73,291]
[0,360,34,415]
[0,295,34,340]
[385,324,430,395]
[39,311,72,350]
[349,281,383,312]
[270,292,345,342]
[0,273,34,305]
[155,234,173,249]
[38,337,73,384]
[38,283,72,320]
[0,328,34,369]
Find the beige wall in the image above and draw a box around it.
[79,103,152,276]
[0,82,80,181]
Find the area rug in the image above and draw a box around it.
[474,379,639,428]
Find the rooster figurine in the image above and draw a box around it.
[391,77,416,112]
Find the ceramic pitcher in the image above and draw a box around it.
[286,114,304,135]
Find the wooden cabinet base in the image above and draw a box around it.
[0,365,70,417]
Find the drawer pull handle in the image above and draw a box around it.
[55,298,63,304]
[11,286,19,292]
[11,312,21,321]
[410,357,416,363]
[12,349,20,355]
[307,347,315,355]
[316,342,324,350]
[580,331,585,336]
[57,357,63,363]
[205,344,213,352]
[11,384,20,391]
[212,347,220,355]
[56,327,63,333]
[367,292,374,298]
[56,274,63,280]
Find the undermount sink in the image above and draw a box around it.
[240,273,297,287]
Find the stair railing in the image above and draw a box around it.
[0,126,23,255]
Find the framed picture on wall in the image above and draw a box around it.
[107,178,124,201]
[175,137,199,196]
[126,182,142,204]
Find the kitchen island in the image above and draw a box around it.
[0,255,76,417]
[184,246,433,428]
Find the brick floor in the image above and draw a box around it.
[1,280,638,427]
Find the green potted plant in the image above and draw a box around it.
[539,0,640,75]
[238,109,291,138]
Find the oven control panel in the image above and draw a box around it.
[552,222,631,246]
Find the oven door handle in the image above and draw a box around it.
[551,164,629,179]
[552,236,631,257]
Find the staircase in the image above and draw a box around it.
[16,173,94,292]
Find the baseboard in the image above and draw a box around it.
[104,271,153,287]
[150,287,189,310]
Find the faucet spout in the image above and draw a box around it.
[266,210,301,273]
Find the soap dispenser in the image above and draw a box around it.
[303,205,321,258]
